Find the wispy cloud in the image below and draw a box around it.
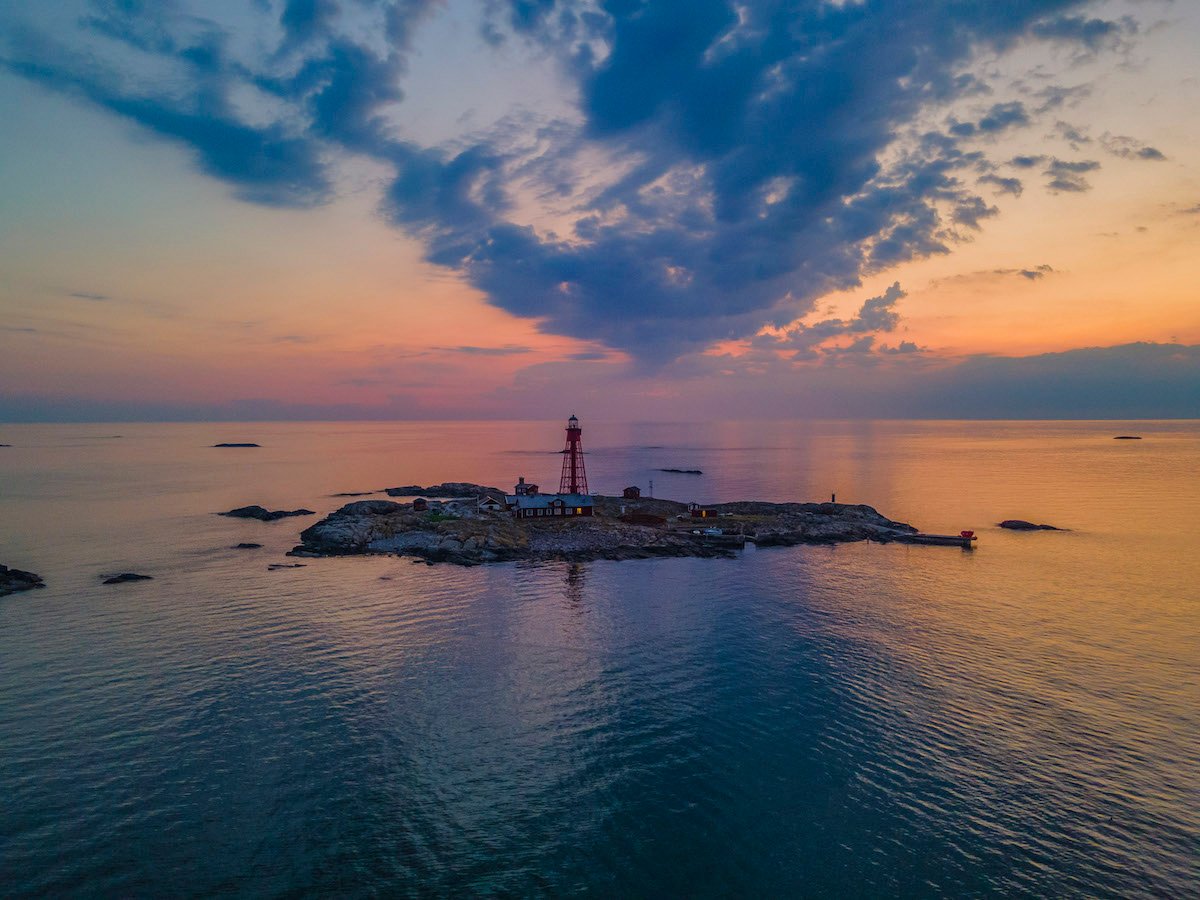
[434,344,533,356]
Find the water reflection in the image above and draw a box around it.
[564,563,586,605]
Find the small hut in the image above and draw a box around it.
[622,486,641,500]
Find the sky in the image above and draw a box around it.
[1,0,1198,421]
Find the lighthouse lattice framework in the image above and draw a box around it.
[558,414,589,495]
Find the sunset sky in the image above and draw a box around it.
[1,0,1198,420]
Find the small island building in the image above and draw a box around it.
[510,493,593,518]
[622,486,641,500]
[688,502,718,519]
[477,492,506,513]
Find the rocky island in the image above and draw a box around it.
[1,564,45,596]
[290,485,920,566]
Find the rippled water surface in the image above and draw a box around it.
[1,420,1197,896]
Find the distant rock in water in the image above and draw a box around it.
[0,444,11,448]
[658,468,703,474]
[219,505,315,521]
[1,564,45,596]
[267,563,306,570]
[212,442,261,448]
[102,573,153,585]
[330,491,377,497]
[232,542,264,549]
[1113,435,1142,440]
[999,520,1061,531]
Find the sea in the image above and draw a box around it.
[0,419,1196,897]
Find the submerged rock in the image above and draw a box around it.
[999,520,1061,531]
[102,573,153,585]
[232,542,264,549]
[1,565,44,596]
[212,442,261,447]
[658,468,703,474]
[1113,435,1142,440]
[219,505,315,522]
[267,563,306,570]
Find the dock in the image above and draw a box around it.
[893,532,977,549]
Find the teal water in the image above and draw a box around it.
[1,420,1197,896]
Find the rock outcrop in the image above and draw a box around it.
[102,573,153,585]
[219,505,315,521]
[384,482,504,498]
[1,565,44,596]
[999,520,1061,531]
[292,486,917,566]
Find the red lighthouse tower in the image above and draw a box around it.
[558,414,589,495]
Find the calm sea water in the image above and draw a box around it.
[1,420,1197,897]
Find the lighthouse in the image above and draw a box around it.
[558,414,589,495]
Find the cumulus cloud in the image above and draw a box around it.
[1045,157,1101,192]
[756,282,908,360]
[0,0,1148,360]
[977,174,1024,196]
[1029,14,1137,54]
[1099,133,1166,161]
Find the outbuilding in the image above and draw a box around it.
[622,486,641,500]
[477,493,506,513]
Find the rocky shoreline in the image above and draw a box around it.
[290,486,918,566]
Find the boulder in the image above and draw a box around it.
[1,564,44,597]
[219,505,315,521]
[102,573,153,585]
[998,520,1060,531]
